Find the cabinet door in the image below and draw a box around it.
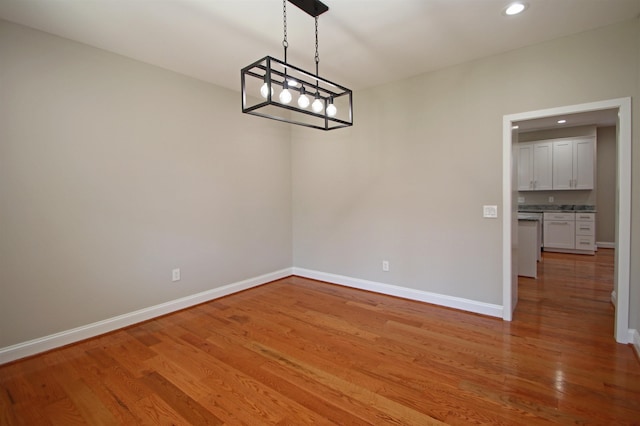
[552,140,574,189]
[544,220,575,249]
[573,138,595,189]
[533,142,553,190]
[517,143,534,191]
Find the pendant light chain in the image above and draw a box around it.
[282,0,288,62]
[314,16,320,77]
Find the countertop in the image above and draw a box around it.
[518,204,596,213]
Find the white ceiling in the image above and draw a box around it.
[516,109,619,132]
[1,0,639,94]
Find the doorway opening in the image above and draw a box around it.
[502,97,631,343]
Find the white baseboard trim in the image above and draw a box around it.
[596,242,615,249]
[292,268,503,318]
[0,268,293,365]
[631,329,640,356]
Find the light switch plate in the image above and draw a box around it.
[483,205,498,218]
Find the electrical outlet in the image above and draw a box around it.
[172,268,181,282]
[518,196,525,204]
[548,196,554,203]
[382,260,389,272]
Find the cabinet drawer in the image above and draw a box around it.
[576,221,595,236]
[575,213,595,221]
[575,236,595,251]
[544,212,574,221]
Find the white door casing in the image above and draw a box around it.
[502,97,631,344]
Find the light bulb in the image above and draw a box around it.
[311,98,323,113]
[298,94,310,108]
[279,88,292,104]
[260,82,273,99]
[326,102,337,117]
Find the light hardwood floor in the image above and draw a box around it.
[1,248,639,424]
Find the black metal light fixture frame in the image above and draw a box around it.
[241,0,353,131]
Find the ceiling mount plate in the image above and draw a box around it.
[288,0,329,17]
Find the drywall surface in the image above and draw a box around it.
[2,16,639,350]
[292,19,639,309]
[632,16,640,335]
[596,126,617,244]
[518,125,597,142]
[0,20,292,348]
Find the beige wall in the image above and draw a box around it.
[292,18,640,316]
[633,17,640,334]
[0,20,292,348]
[596,126,617,244]
[2,16,640,350]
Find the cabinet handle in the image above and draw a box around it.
[579,227,590,230]
[550,221,570,225]
[530,180,533,189]
[579,241,591,245]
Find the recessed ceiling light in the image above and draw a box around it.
[557,119,567,124]
[512,125,520,129]
[504,2,528,16]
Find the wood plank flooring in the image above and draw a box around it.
[2,248,639,424]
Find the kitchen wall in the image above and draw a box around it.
[292,17,640,322]
[0,20,293,349]
[517,190,596,206]
[596,126,617,244]
[519,125,597,141]
[633,18,640,339]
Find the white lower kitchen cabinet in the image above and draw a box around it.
[544,213,575,250]
[543,212,595,255]
[575,213,596,253]
[518,219,541,278]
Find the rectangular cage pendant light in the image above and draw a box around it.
[240,0,353,131]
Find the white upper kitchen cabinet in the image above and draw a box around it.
[517,143,534,191]
[517,142,552,191]
[552,137,595,190]
[573,138,596,190]
[533,142,553,190]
